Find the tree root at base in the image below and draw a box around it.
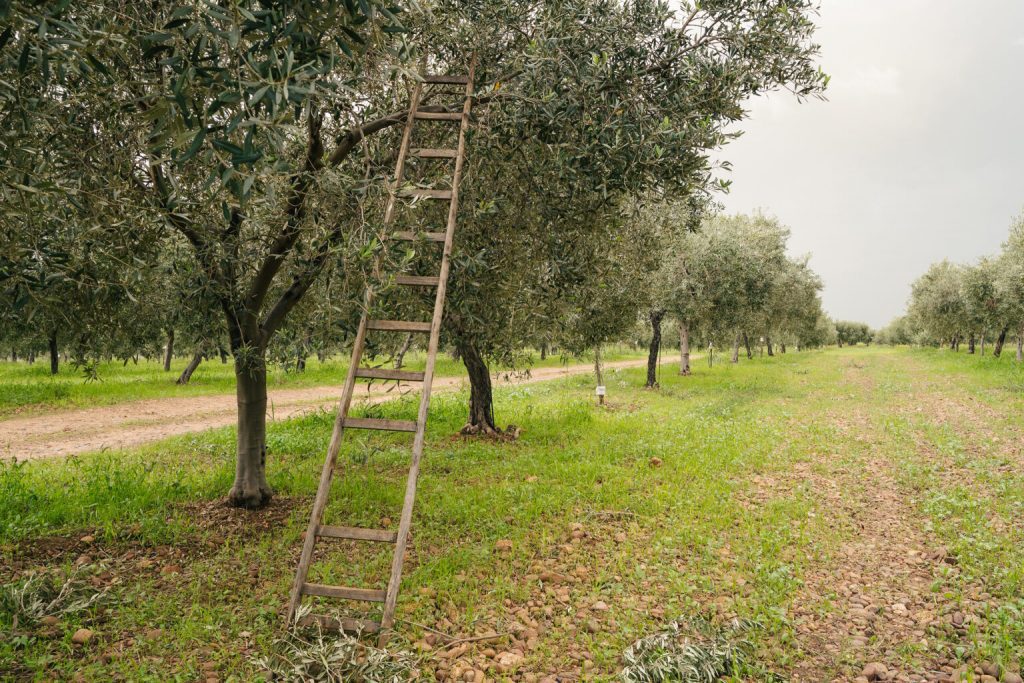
[459,423,522,440]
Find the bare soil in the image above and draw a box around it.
[0,359,645,462]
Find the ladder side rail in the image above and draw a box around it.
[378,57,476,641]
[285,79,424,625]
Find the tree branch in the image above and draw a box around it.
[244,110,325,312]
[261,223,345,338]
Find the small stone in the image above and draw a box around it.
[496,651,524,669]
[160,564,181,575]
[862,662,888,681]
[80,535,95,544]
[495,539,513,552]
[615,532,627,543]
[980,664,999,678]
[144,628,163,639]
[462,671,475,683]
[585,619,600,633]
[649,457,663,468]
[40,616,60,627]
[592,600,608,611]
[1002,673,1023,683]
[71,628,93,645]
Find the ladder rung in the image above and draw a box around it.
[398,188,453,200]
[343,417,418,432]
[302,583,386,603]
[395,275,440,287]
[409,148,457,159]
[423,74,469,85]
[414,111,463,121]
[355,367,426,382]
[318,525,399,543]
[367,320,432,333]
[393,231,446,242]
[299,614,381,634]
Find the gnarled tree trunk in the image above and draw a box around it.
[780,342,786,354]
[743,332,752,359]
[766,336,774,357]
[646,309,663,388]
[968,336,975,354]
[163,329,175,371]
[1018,331,1023,362]
[731,334,740,363]
[994,326,1008,357]
[394,333,413,369]
[230,352,272,509]
[176,353,204,385]
[458,339,498,435]
[679,321,690,376]
[48,331,59,375]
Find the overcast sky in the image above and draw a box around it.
[719,0,1024,328]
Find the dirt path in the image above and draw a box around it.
[772,353,1016,682]
[0,359,647,462]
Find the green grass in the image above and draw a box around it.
[2,346,1023,680]
[0,344,645,417]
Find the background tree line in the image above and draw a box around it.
[877,213,1024,359]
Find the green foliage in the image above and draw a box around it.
[834,320,873,347]
[656,211,825,350]
[1,565,110,629]
[253,607,416,681]
[621,616,760,683]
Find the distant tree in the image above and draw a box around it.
[874,316,914,346]
[758,255,824,355]
[834,320,873,347]
[996,213,1024,361]
[961,258,1004,354]
[800,312,838,349]
[907,262,967,350]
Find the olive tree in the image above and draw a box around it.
[996,214,1024,361]
[907,262,967,350]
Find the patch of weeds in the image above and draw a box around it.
[253,607,416,682]
[621,615,777,682]
[0,565,109,629]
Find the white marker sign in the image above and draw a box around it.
[595,385,606,396]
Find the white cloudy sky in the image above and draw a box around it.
[719,0,1024,328]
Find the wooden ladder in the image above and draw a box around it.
[285,58,475,645]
